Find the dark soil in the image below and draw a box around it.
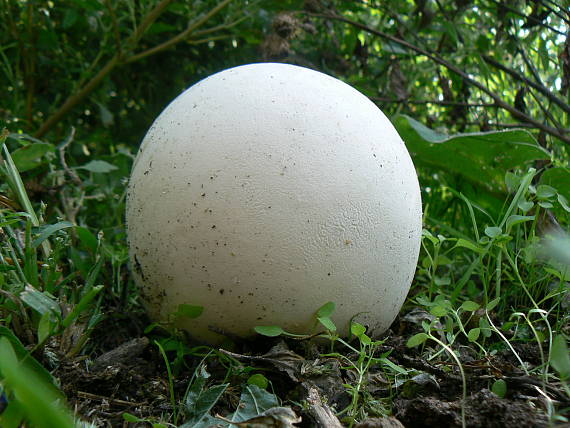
[47,309,569,428]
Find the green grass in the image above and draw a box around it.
[0,125,569,427]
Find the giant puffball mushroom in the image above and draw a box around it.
[126,63,422,344]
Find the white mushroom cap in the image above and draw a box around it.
[127,63,422,343]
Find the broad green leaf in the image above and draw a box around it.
[491,379,507,398]
[254,326,284,337]
[517,200,534,212]
[183,384,227,427]
[434,276,451,286]
[0,327,58,388]
[484,226,502,238]
[32,221,73,248]
[454,238,485,254]
[351,322,366,337]
[317,316,337,332]
[536,184,556,200]
[479,317,492,338]
[550,335,570,380]
[393,115,549,192]
[379,357,409,375]
[226,384,279,424]
[540,167,570,201]
[78,160,118,173]
[0,338,74,428]
[247,374,269,389]
[505,215,534,230]
[461,301,480,312]
[174,304,204,320]
[38,311,56,343]
[11,143,54,172]
[123,413,142,422]
[76,226,99,252]
[538,201,553,209]
[467,328,480,342]
[505,172,521,193]
[557,194,570,213]
[316,301,336,318]
[422,229,440,245]
[359,333,372,345]
[429,306,448,317]
[407,333,428,348]
[20,285,61,317]
[182,364,228,428]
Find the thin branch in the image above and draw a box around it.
[527,88,565,132]
[35,55,120,138]
[465,121,538,129]
[482,55,570,115]
[539,0,570,24]
[130,0,174,45]
[35,0,236,138]
[104,0,122,56]
[190,15,248,38]
[488,0,565,36]
[310,12,570,145]
[518,47,543,88]
[187,34,232,45]
[124,0,234,64]
[372,97,497,108]
[58,128,82,187]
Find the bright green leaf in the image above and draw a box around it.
[540,167,570,201]
[536,184,556,200]
[351,322,366,337]
[467,328,480,342]
[485,226,502,238]
[461,301,480,312]
[254,326,284,337]
[557,194,570,212]
[247,373,269,389]
[505,215,534,230]
[551,335,570,380]
[78,160,118,173]
[538,201,553,209]
[454,238,485,254]
[517,200,534,212]
[360,333,372,345]
[123,413,142,422]
[318,316,337,332]
[505,172,521,193]
[429,306,448,317]
[11,143,54,172]
[316,301,336,318]
[20,285,61,317]
[32,221,73,248]
[174,304,204,320]
[407,333,428,348]
[491,379,507,398]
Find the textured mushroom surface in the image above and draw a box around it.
[127,63,422,343]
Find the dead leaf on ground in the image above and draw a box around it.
[215,406,301,428]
